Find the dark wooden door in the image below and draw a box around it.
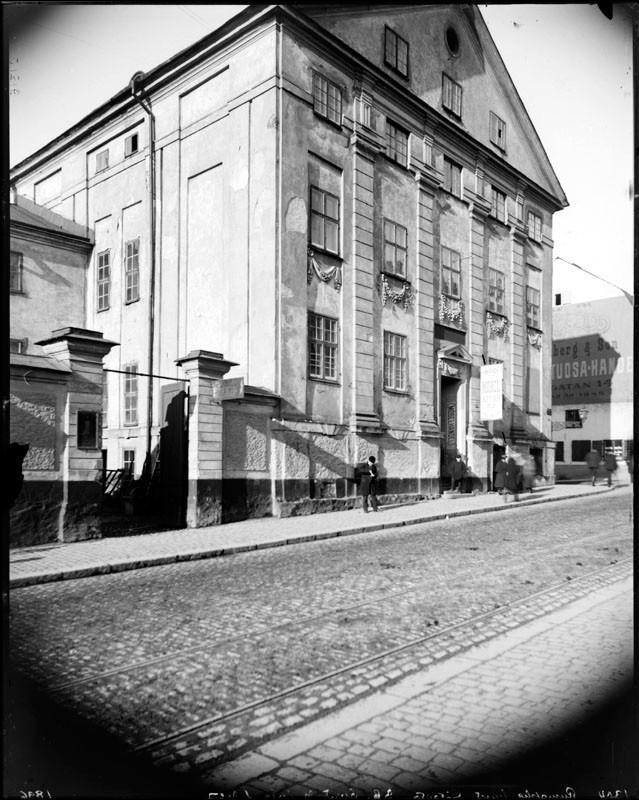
[159,383,188,529]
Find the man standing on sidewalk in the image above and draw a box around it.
[585,449,601,486]
[604,451,618,487]
[362,456,379,513]
[450,454,467,493]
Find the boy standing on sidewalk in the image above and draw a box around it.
[362,456,379,513]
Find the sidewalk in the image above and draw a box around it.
[9,483,631,588]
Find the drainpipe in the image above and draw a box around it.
[130,71,157,474]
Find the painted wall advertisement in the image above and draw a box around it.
[480,363,503,421]
[552,297,633,405]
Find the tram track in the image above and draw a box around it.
[42,524,627,695]
[131,556,632,757]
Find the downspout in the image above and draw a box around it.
[130,71,157,472]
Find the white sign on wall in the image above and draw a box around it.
[212,377,244,402]
[480,363,503,421]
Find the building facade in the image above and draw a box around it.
[552,295,633,482]
[9,4,567,524]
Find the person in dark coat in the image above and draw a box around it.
[450,454,467,493]
[504,455,520,502]
[494,454,507,494]
[362,455,379,512]
[521,455,536,493]
[604,451,618,487]
[585,449,601,486]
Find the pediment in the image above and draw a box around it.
[438,343,473,363]
[299,4,567,208]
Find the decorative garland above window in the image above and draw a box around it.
[307,248,342,291]
[380,274,414,309]
[486,310,509,340]
[438,294,465,328]
[527,328,543,349]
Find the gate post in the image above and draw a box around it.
[176,350,238,527]
[37,327,118,541]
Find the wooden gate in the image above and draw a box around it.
[159,383,188,529]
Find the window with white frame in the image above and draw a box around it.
[383,219,408,278]
[312,73,342,125]
[96,149,109,173]
[488,268,505,315]
[385,119,408,167]
[124,133,139,157]
[443,157,462,197]
[310,186,340,255]
[10,250,23,293]
[383,331,407,391]
[124,238,140,303]
[123,449,135,476]
[124,364,139,426]
[308,312,338,381]
[441,246,461,298]
[489,112,507,150]
[442,74,462,117]
[490,187,507,223]
[526,286,541,329]
[97,250,110,311]
[527,211,542,242]
[384,26,409,77]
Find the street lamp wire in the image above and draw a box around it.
[554,256,634,305]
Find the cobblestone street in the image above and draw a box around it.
[6,491,635,798]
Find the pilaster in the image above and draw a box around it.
[510,226,528,435]
[349,130,383,433]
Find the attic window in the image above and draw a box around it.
[125,133,139,157]
[445,26,460,56]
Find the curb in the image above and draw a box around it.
[10,486,623,588]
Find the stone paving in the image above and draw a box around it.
[9,483,628,586]
[204,572,634,797]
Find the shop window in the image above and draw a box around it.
[571,440,591,462]
[555,442,564,462]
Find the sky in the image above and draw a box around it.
[6,3,634,301]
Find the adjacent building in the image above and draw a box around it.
[552,294,633,482]
[9,195,116,545]
[9,4,568,526]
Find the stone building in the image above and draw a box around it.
[9,4,567,525]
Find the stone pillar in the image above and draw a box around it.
[349,127,382,433]
[37,327,118,541]
[175,350,237,527]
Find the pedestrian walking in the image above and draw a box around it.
[604,451,618,487]
[504,454,520,502]
[450,454,467,493]
[521,454,536,493]
[494,453,507,494]
[585,449,601,486]
[361,455,379,513]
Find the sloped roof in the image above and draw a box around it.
[10,195,93,242]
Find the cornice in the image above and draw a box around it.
[11,221,94,253]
